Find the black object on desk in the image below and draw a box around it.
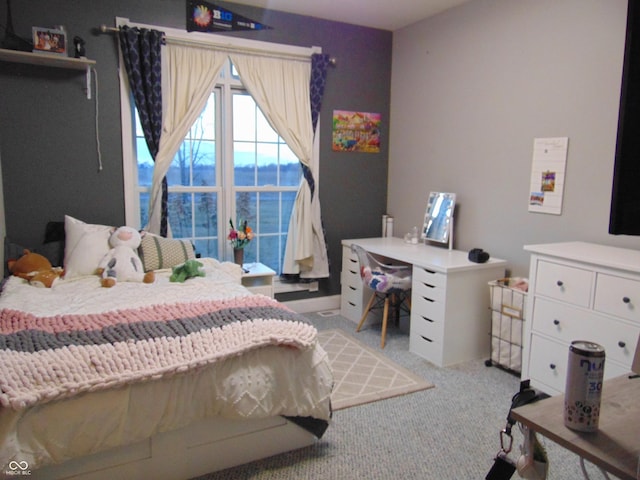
[468,248,490,263]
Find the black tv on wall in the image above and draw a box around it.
[610,0,640,235]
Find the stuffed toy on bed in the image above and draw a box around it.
[96,227,155,288]
[8,249,63,288]
[170,259,205,283]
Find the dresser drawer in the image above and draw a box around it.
[528,334,631,394]
[594,273,640,324]
[528,335,568,393]
[531,297,640,366]
[535,260,593,307]
[532,297,599,341]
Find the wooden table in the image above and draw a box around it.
[511,375,640,480]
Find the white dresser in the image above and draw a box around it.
[522,242,640,395]
[341,238,507,367]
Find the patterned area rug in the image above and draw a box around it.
[317,329,434,410]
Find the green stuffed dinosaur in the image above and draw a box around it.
[170,259,205,283]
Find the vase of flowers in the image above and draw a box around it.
[228,219,253,266]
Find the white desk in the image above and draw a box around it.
[341,237,507,366]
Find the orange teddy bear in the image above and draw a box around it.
[8,249,64,288]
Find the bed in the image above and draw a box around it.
[0,218,333,479]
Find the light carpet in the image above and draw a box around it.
[317,328,434,410]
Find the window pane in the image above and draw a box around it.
[280,144,300,186]
[194,238,217,259]
[259,192,279,234]
[258,234,280,273]
[195,192,217,237]
[233,93,255,141]
[257,143,278,185]
[234,142,255,186]
[235,191,256,227]
[193,139,216,187]
[168,143,191,186]
[281,191,296,234]
[137,139,153,187]
[256,108,277,142]
[139,192,149,228]
[167,192,193,239]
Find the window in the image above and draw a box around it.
[132,61,301,274]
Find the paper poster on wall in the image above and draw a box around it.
[528,137,568,215]
[332,110,381,153]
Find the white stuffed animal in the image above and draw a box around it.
[97,226,155,288]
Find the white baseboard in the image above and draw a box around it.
[281,295,341,314]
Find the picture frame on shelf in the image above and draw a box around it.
[32,27,67,56]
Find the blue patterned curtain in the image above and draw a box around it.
[310,53,332,133]
[302,53,332,200]
[118,26,168,236]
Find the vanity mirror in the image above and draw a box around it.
[422,192,456,250]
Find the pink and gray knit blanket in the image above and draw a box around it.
[0,294,317,411]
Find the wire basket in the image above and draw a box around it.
[487,278,528,373]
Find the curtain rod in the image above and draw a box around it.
[98,24,336,66]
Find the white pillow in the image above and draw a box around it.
[63,215,113,279]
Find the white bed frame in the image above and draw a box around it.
[34,416,316,479]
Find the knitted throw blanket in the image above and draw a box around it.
[0,295,317,410]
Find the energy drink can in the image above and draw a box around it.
[564,340,605,432]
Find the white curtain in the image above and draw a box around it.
[230,53,329,278]
[146,44,226,235]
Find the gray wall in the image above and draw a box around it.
[0,0,392,296]
[388,0,640,277]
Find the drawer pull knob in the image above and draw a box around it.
[549,363,556,370]
[556,280,564,287]
[618,341,626,348]
[622,296,631,304]
[553,319,560,326]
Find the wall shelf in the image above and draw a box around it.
[0,48,96,99]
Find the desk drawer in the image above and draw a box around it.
[594,273,640,324]
[411,311,444,342]
[410,332,443,366]
[411,292,445,323]
[535,260,593,307]
[341,282,361,304]
[413,266,446,289]
[341,296,362,323]
[412,276,445,304]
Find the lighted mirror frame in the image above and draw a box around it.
[422,192,456,250]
